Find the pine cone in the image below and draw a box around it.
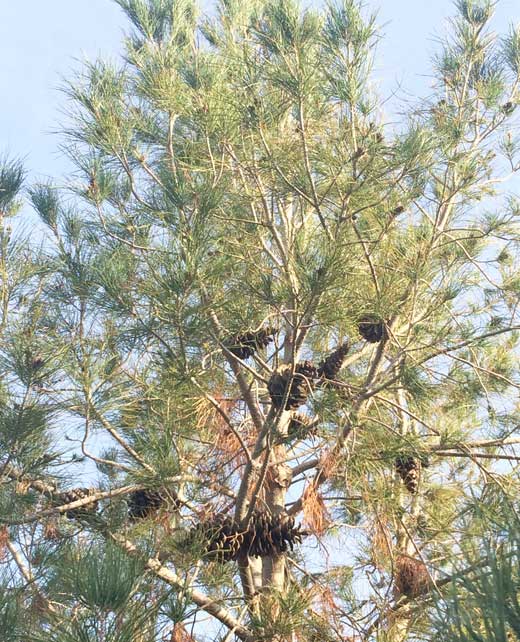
[395,456,422,494]
[502,101,516,115]
[358,316,388,343]
[127,489,165,521]
[200,514,244,562]
[390,204,405,217]
[31,356,45,371]
[193,510,305,562]
[57,488,98,520]
[290,361,319,409]
[225,327,277,360]
[280,514,304,551]
[254,327,277,350]
[318,341,350,381]
[248,511,265,557]
[268,362,319,410]
[245,510,304,557]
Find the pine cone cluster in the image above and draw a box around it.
[56,488,98,520]
[194,513,244,562]
[358,316,388,343]
[192,510,304,562]
[268,361,319,410]
[225,327,277,360]
[395,456,426,494]
[317,340,350,381]
[267,341,350,410]
[246,511,303,557]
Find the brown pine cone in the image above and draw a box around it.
[358,316,388,343]
[318,341,350,381]
[225,327,277,360]
[268,362,319,410]
[56,488,98,520]
[127,489,166,521]
[395,456,422,494]
[288,412,316,439]
[191,509,306,562]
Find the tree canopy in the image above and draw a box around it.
[1,0,520,640]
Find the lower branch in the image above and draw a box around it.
[112,533,255,641]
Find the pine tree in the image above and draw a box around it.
[431,493,520,641]
[1,0,520,640]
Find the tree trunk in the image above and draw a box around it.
[263,444,292,591]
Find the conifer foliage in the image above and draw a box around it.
[1,0,520,640]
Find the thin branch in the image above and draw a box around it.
[2,477,191,526]
[112,533,254,641]
[6,539,58,615]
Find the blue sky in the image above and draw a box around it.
[0,0,518,183]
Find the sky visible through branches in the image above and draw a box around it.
[1,0,518,191]
[1,1,520,640]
